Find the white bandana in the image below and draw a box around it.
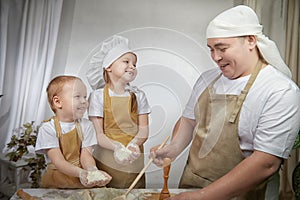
[206,5,291,78]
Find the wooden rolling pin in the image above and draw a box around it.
[159,157,171,200]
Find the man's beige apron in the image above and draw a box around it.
[41,117,86,188]
[94,85,145,188]
[179,60,268,199]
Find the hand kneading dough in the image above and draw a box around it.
[115,147,132,162]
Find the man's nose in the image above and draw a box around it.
[212,51,222,62]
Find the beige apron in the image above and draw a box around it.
[94,85,145,188]
[41,117,86,188]
[179,60,268,199]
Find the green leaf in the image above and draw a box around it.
[5,152,21,162]
[5,121,45,188]
[293,131,300,149]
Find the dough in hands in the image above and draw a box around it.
[115,146,132,162]
[87,170,108,184]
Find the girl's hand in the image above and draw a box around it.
[113,142,131,165]
[127,141,141,163]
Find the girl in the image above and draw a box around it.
[86,35,151,188]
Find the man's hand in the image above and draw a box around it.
[150,143,177,167]
[166,190,202,200]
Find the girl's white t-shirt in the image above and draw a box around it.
[88,88,151,117]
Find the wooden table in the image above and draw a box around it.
[10,188,196,200]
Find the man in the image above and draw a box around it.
[150,5,300,200]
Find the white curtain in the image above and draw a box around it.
[243,0,299,199]
[281,0,300,199]
[0,0,63,152]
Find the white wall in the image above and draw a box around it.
[51,0,237,189]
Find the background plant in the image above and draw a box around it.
[293,132,300,149]
[5,121,46,188]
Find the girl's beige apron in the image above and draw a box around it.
[94,85,145,188]
[41,117,86,188]
[179,60,268,199]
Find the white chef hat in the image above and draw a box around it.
[86,35,136,90]
[206,5,292,78]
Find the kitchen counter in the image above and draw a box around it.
[10,188,196,200]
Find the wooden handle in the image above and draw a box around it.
[160,158,171,199]
[125,135,170,196]
[163,157,171,176]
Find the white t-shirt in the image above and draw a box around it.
[183,65,300,159]
[35,118,97,162]
[88,87,151,117]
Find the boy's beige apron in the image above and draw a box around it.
[41,117,86,188]
[179,60,269,199]
[94,85,145,188]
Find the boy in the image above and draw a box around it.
[35,75,111,188]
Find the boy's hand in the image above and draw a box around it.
[86,167,112,187]
[94,170,112,187]
[79,169,90,187]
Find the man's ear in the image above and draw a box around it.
[247,35,257,50]
[106,66,112,72]
[53,96,62,109]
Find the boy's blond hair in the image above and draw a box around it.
[46,75,81,113]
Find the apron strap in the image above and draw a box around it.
[130,92,138,114]
[75,120,84,141]
[53,116,62,138]
[103,85,110,112]
[208,74,223,95]
[229,60,263,123]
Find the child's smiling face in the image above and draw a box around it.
[107,52,137,84]
[58,79,88,121]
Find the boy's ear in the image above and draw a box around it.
[53,96,62,109]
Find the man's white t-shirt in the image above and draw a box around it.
[183,65,300,159]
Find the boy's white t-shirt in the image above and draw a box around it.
[35,118,97,163]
